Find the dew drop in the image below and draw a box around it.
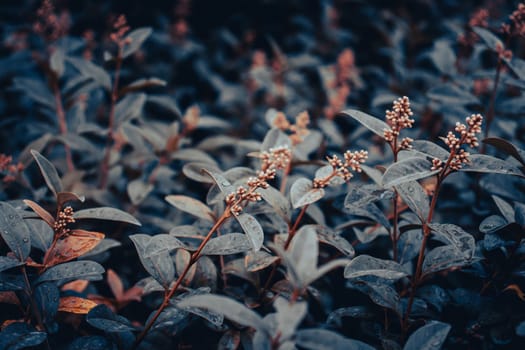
[22,238,29,243]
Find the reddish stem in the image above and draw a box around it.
[51,76,74,171]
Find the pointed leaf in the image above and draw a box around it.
[274,297,307,339]
[472,27,503,51]
[201,233,252,255]
[127,179,154,205]
[305,258,349,286]
[23,200,54,227]
[114,93,146,125]
[344,255,409,280]
[31,150,63,196]
[0,202,31,261]
[290,226,318,283]
[67,56,112,90]
[411,140,450,160]
[459,154,524,177]
[37,261,105,284]
[339,109,390,138]
[58,296,98,314]
[256,186,292,221]
[235,214,264,251]
[166,195,215,222]
[492,195,515,222]
[382,157,439,187]
[45,230,105,266]
[122,28,153,58]
[86,304,135,332]
[177,294,268,334]
[73,207,141,226]
[429,224,475,257]
[422,246,472,276]
[403,321,451,350]
[290,178,324,209]
[483,137,525,166]
[396,181,430,222]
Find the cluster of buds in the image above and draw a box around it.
[272,111,310,145]
[495,42,513,60]
[0,154,23,183]
[431,114,483,172]
[502,3,525,38]
[110,15,131,47]
[225,146,291,216]
[53,206,75,236]
[313,150,368,188]
[383,96,415,151]
[458,8,489,47]
[33,0,70,42]
[182,105,200,132]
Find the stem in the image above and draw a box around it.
[99,52,123,189]
[279,160,292,193]
[51,76,74,172]
[391,147,399,261]
[284,205,309,250]
[133,214,228,349]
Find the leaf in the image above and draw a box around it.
[86,304,135,332]
[0,274,25,291]
[315,225,355,257]
[305,259,351,287]
[201,233,252,255]
[127,179,154,206]
[201,169,234,196]
[183,162,222,183]
[177,294,269,334]
[290,226,318,284]
[26,219,53,252]
[218,330,241,350]
[12,77,55,109]
[114,93,146,125]
[459,154,525,177]
[0,322,47,350]
[339,109,390,138]
[256,186,291,221]
[344,255,409,280]
[57,192,85,209]
[472,27,503,51]
[45,229,105,266]
[422,246,472,276]
[58,296,98,314]
[295,329,375,350]
[73,207,141,226]
[396,181,430,222]
[348,279,402,315]
[66,57,112,91]
[165,195,215,222]
[290,178,324,209]
[34,282,59,326]
[492,195,515,223]
[129,234,179,288]
[244,250,279,272]
[37,261,105,285]
[81,238,121,258]
[382,157,439,187]
[429,224,475,257]
[50,48,65,77]
[483,137,525,166]
[427,83,480,105]
[122,27,153,58]
[411,140,450,160]
[479,215,508,233]
[403,321,451,350]
[274,297,307,339]
[0,256,23,273]
[235,213,264,251]
[67,336,115,350]
[0,202,31,261]
[31,149,63,196]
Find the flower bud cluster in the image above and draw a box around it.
[54,206,75,236]
[272,111,310,145]
[431,114,483,172]
[502,3,525,38]
[110,15,131,46]
[313,150,368,188]
[383,96,415,150]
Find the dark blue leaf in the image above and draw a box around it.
[0,274,24,291]
[403,321,450,350]
[86,305,135,333]
[35,282,59,327]
[67,336,117,350]
[30,150,63,196]
[37,261,105,285]
[0,322,47,350]
[0,202,31,261]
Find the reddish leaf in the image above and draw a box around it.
[23,200,54,227]
[61,280,89,293]
[46,230,104,266]
[106,269,124,301]
[58,296,98,314]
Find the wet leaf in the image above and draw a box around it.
[244,250,279,272]
[348,279,402,315]
[472,27,503,51]
[315,225,355,257]
[396,181,429,223]
[127,179,154,206]
[0,322,47,350]
[422,246,472,276]
[382,157,439,188]
[122,27,152,58]
[256,186,291,221]
[23,200,54,227]
[202,233,251,255]
[290,178,324,209]
[26,219,53,252]
[166,195,215,222]
[58,296,98,314]
[0,201,31,261]
[235,213,264,251]
[177,294,268,334]
[183,162,222,183]
[403,321,450,350]
[34,282,59,326]
[295,328,375,350]
[31,149,63,196]
[37,261,105,285]
[459,154,524,177]
[45,229,105,266]
[86,304,135,332]
[344,255,409,280]
[479,215,508,233]
[483,137,525,166]
[0,256,23,273]
[73,207,141,226]
[339,109,390,138]
[429,223,475,257]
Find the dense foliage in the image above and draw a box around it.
[1,0,525,349]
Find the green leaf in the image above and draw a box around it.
[114,93,146,125]
[122,27,153,58]
[295,329,375,350]
[201,233,252,255]
[396,181,430,222]
[73,207,141,226]
[403,321,451,350]
[235,213,264,251]
[66,56,112,91]
[37,261,105,284]
[339,109,390,138]
[344,255,409,280]
[472,27,503,51]
[290,178,324,209]
[382,157,439,187]
[459,154,525,177]
[177,294,269,334]
[31,150,63,197]
[166,195,215,222]
[0,202,31,261]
